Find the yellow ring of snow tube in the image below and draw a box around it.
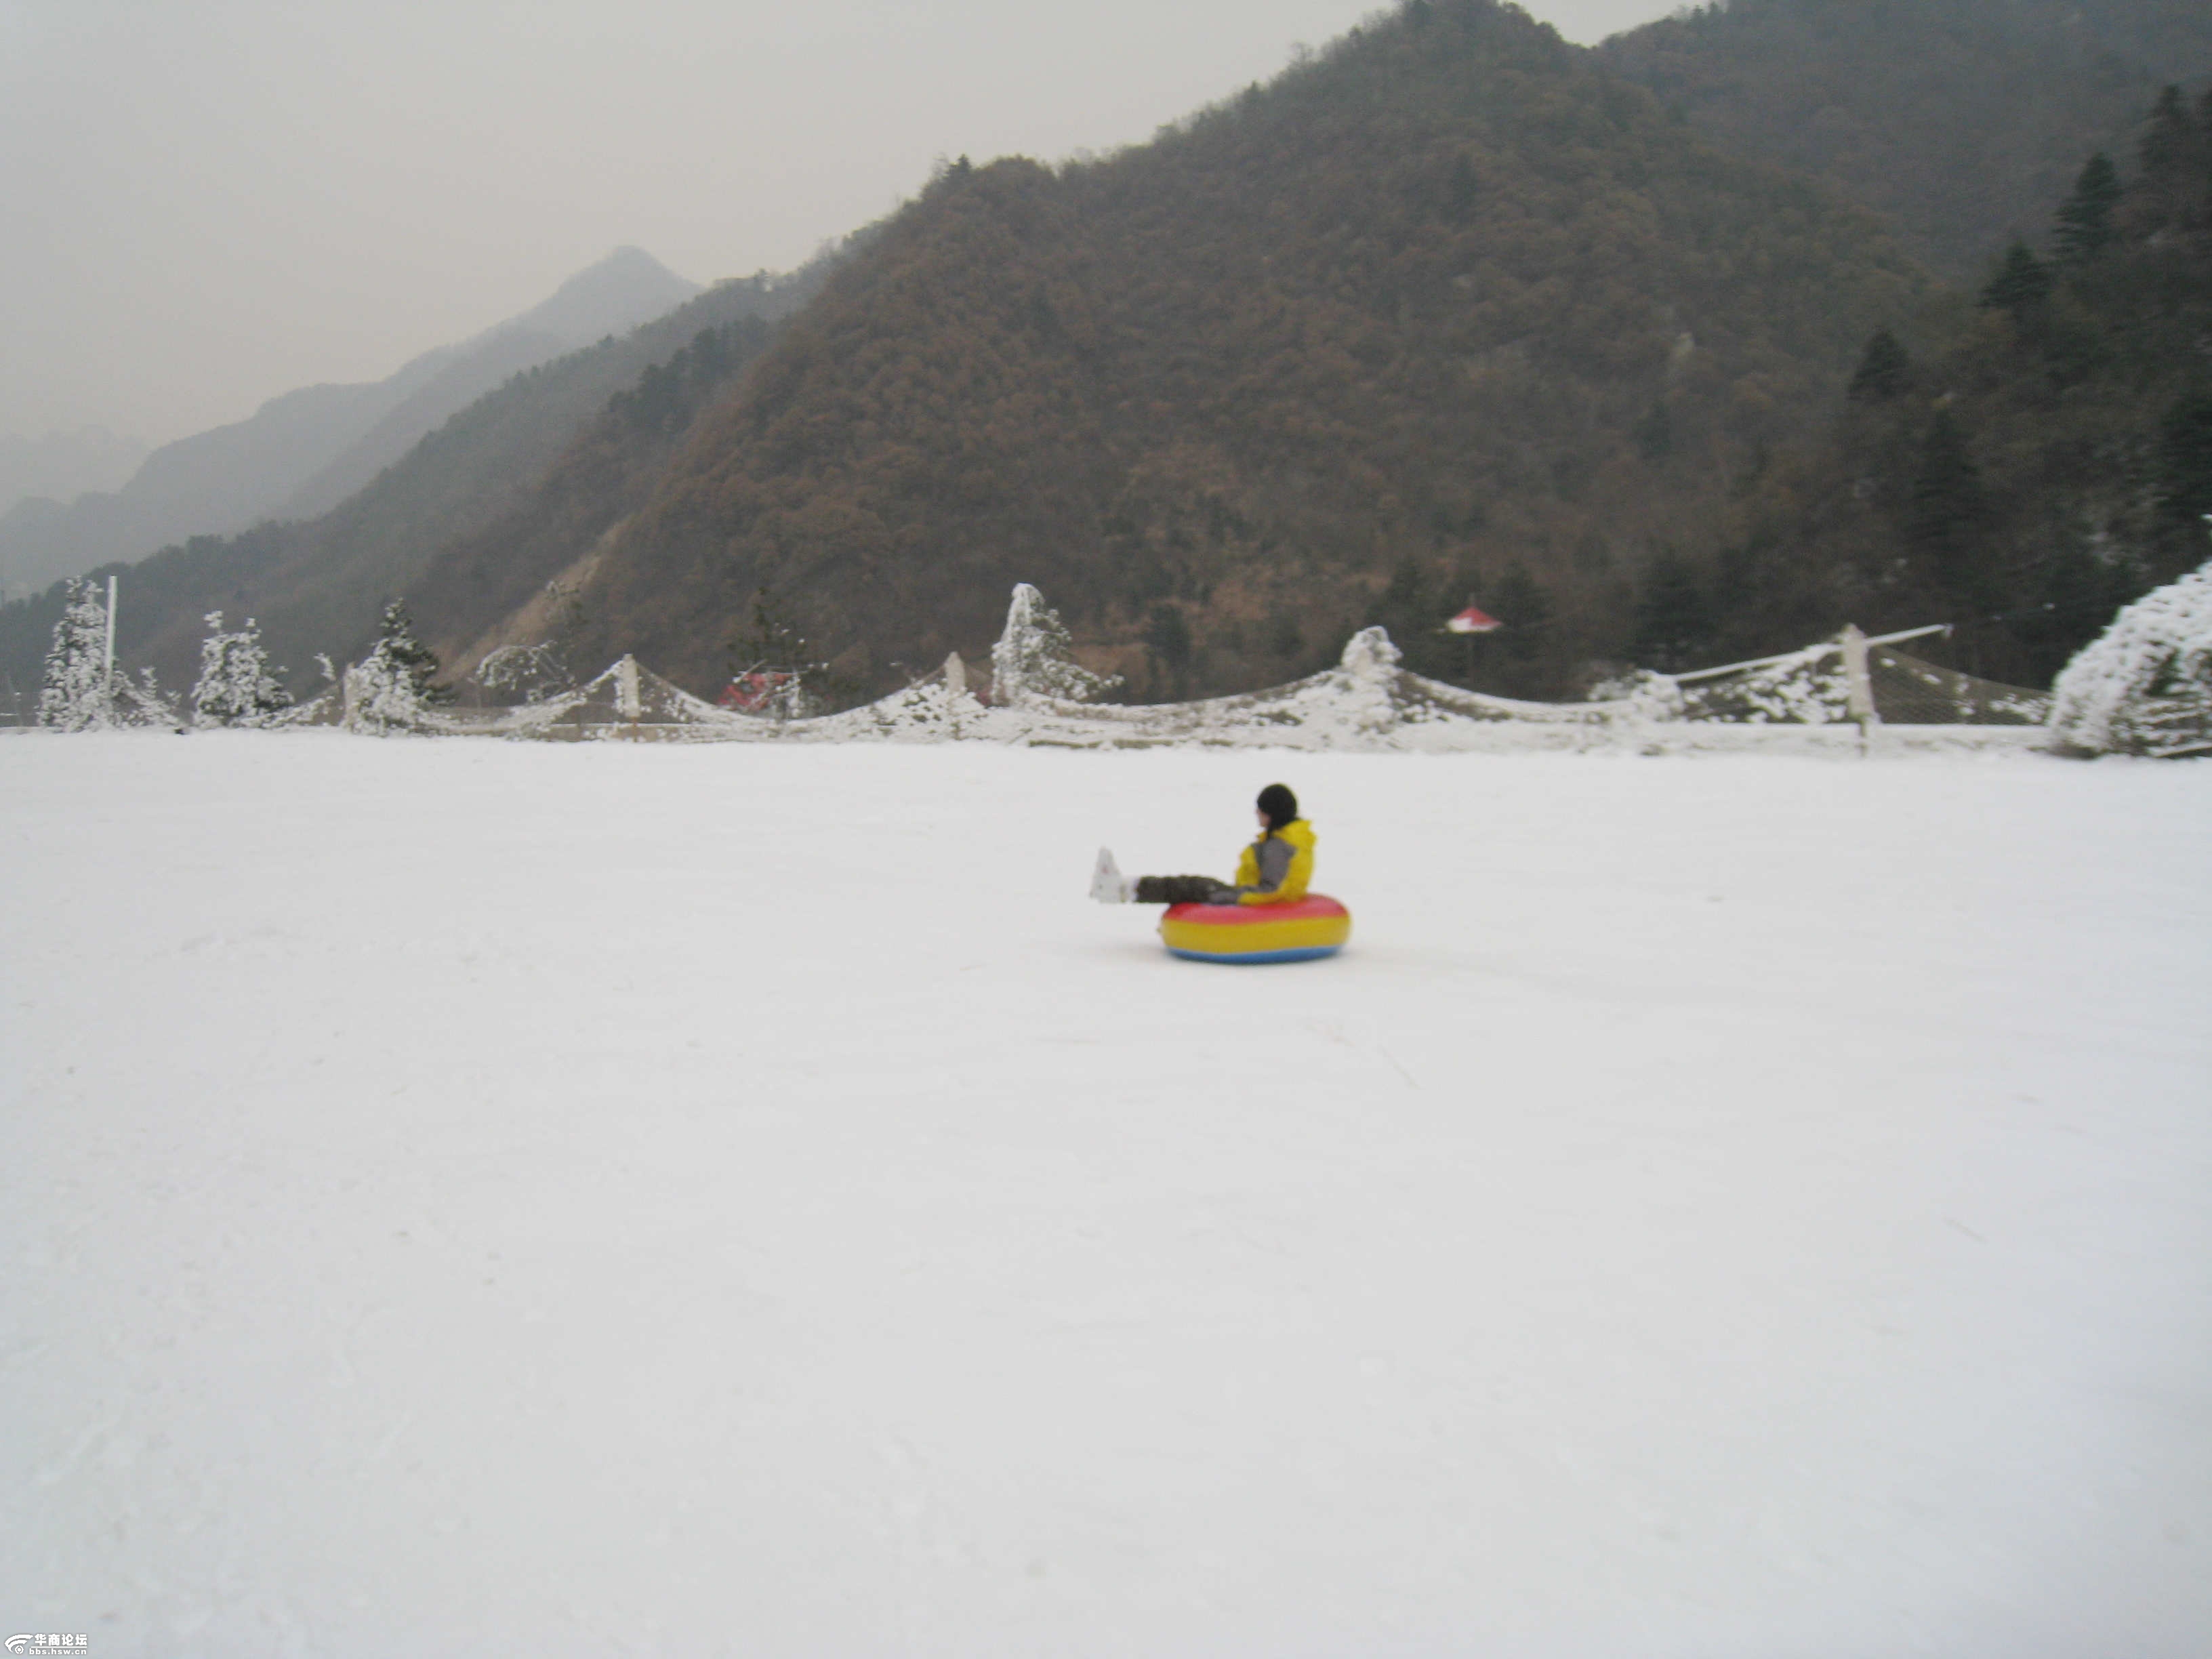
[1160,895,1351,964]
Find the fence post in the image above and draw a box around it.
[1841,623,1879,747]
[617,654,641,738]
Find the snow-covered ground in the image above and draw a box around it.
[4,733,2209,1657]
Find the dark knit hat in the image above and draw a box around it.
[1256,783,1298,830]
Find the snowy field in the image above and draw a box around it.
[3,733,2209,1658]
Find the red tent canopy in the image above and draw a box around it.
[1445,604,1503,634]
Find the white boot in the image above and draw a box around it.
[1089,847,1132,903]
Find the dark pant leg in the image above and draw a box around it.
[1134,875,1225,905]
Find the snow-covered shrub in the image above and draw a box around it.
[348,601,447,734]
[474,641,572,705]
[989,583,1120,707]
[38,578,112,730]
[1677,647,1851,724]
[192,612,294,727]
[1330,626,1407,737]
[1338,625,1402,684]
[1584,668,1684,722]
[2049,559,2212,754]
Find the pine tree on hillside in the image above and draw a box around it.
[1633,550,1713,673]
[1486,562,1556,697]
[1906,411,1997,605]
[38,578,112,731]
[2155,393,2212,547]
[2133,85,2206,233]
[2053,153,2123,264]
[1979,241,2052,316]
[2137,85,2196,185]
[191,612,294,727]
[1847,327,1912,401]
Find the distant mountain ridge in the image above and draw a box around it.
[273,246,705,522]
[0,427,147,521]
[0,247,699,601]
[0,262,835,704]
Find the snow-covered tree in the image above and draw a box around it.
[2049,556,2212,754]
[348,600,446,733]
[989,583,1120,707]
[38,577,113,730]
[115,666,181,729]
[191,611,293,727]
[474,641,571,705]
[1338,623,1403,684]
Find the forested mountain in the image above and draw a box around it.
[1599,0,2212,280]
[0,269,822,703]
[552,0,1926,702]
[408,318,800,680]
[1673,84,2212,689]
[0,248,699,602]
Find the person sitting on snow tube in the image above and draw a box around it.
[1091,783,1313,907]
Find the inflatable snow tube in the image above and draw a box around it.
[1160,894,1351,964]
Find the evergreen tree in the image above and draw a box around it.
[349,600,446,733]
[1143,604,1193,684]
[115,667,181,729]
[1978,241,2051,316]
[2137,85,2195,186]
[37,578,111,731]
[1633,400,1675,462]
[378,600,442,695]
[1632,550,1712,672]
[191,611,293,727]
[2053,153,2122,264]
[1479,560,1557,697]
[2154,392,2212,552]
[1847,327,1912,402]
[1906,411,1996,605]
[2131,85,2208,236]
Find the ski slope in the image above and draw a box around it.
[3,733,2209,1656]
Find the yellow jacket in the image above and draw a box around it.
[1232,818,1315,905]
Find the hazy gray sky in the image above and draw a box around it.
[3,0,1676,449]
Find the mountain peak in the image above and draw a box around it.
[493,247,703,351]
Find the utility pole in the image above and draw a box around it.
[104,573,118,722]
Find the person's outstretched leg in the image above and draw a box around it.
[1090,851,1230,906]
[1134,875,1228,905]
